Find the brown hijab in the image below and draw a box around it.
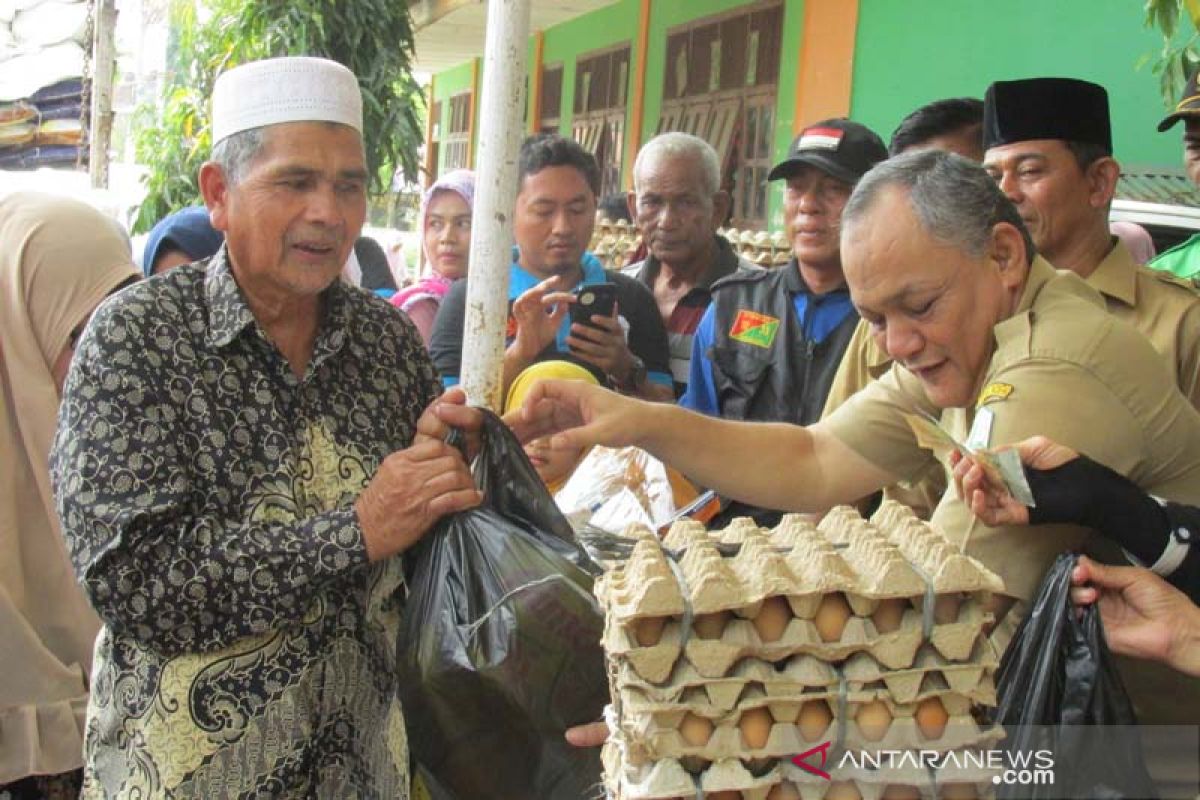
[0,192,139,782]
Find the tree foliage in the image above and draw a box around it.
[1145,0,1200,107]
[132,0,424,233]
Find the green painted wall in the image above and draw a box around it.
[432,1,1183,226]
[430,60,475,175]
[432,1,804,223]
[851,0,1179,169]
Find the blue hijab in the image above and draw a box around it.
[141,207,224,277]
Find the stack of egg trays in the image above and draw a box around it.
[597,502,1006,800]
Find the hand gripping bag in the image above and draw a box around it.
[994,553,1157,799]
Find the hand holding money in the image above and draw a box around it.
[950,436,1077,525]
[903,412,1035,510]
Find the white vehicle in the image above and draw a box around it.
[1110,167,1200,253]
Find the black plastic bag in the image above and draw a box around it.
[994,553,1157,799]
[397,410,607,800]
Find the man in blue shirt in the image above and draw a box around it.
[430,134,672,400]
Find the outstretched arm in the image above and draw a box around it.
[506,378,895,513]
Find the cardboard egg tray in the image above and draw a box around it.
[599,512,1003,683]
[605,598,992,683]
[604,743,998,800]
[617,687,1002,765]
[618,639,999,715]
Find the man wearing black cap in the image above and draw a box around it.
[1151,69,1200,280]
[680,118,886,525]
[982,77,1200,409]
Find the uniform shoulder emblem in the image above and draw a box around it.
[976,382,1014,407]
[729,309,780,348]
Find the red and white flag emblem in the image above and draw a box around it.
[798,126,843,151]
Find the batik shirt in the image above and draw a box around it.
[50,249,440,799]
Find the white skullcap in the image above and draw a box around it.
[211,56,363,145]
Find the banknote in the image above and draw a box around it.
[902,412,1035,508]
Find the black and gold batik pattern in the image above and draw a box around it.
[50,250,440,798]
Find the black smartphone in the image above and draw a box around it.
[569,284,618,328]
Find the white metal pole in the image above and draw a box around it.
[89,0,117,188]
[459,0,531,410]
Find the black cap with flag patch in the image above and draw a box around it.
[1158,69,1200,131]
[767,118,887,185]
[982,77,1112,153]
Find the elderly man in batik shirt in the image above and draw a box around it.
[50,56,481,798]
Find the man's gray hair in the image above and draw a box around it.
[211,127,265,186]
[633,132,721,197]
[843,149,1035,265]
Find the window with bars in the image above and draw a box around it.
[443,91,473,171]
[540,64,563,134]
[654,1,782,228]
[572,44,631,197]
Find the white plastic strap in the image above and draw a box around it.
[1125,498,1192,577]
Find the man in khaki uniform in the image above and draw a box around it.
[511,151,1200,737]
[829,79,1200,451]
[981,77,1200,408]
[822,97,987,515]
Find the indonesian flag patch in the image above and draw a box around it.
[797,126,843,151]
[729,309,780,348]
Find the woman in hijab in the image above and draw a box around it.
[390,169,475,343]
[0,193,140,798]
[141,205,224,277]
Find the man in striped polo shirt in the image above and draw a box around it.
[622,132,756,397]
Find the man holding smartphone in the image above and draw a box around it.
[431,134,673,401]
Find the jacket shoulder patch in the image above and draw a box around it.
[729,309,780,348]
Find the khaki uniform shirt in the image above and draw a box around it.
[821,256,1200,601]
[822,320,946,517]
[1088,239,1200,408]
[827,241,1200,419]
[823,256,1200,732]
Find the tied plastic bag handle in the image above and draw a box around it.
[468,407,584,549]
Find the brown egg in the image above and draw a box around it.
[871,598,908,633]
[752,596,792,642]
[766,783,802,800]
[881,785,922,800]
[739,707,774,749]
[707,792,743,800]
[824,781,862,800]
[915,697,949,740]
[633,616,666,647]
[939,784,978,800]
[796,699,833,741]
[813,592,852,642]
[933,593,962,624]
[855,699,892,742]
[678,712,714,747]
[693,610,732,640]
